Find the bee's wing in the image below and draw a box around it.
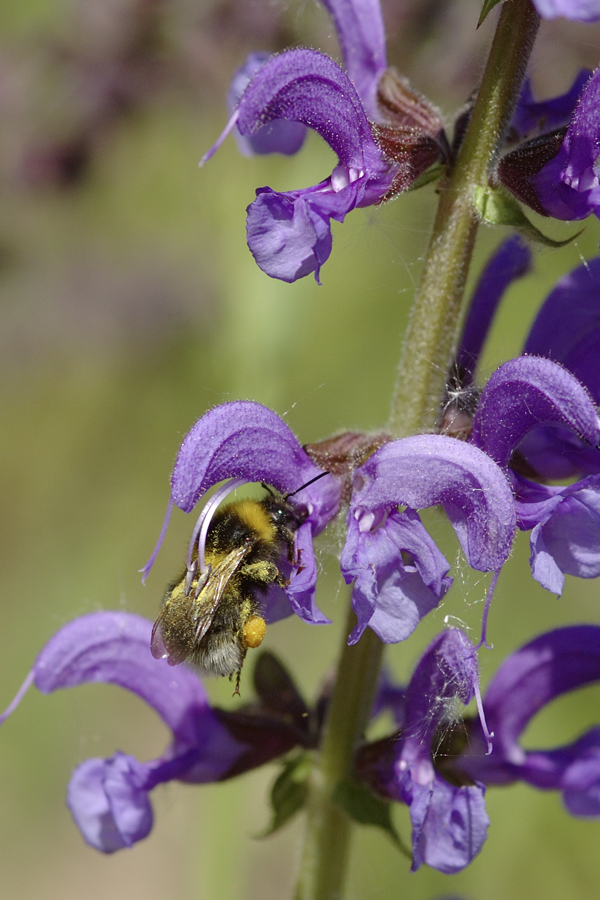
[192,544,251,643]
[151,610,190,666]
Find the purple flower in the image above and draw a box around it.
[516,67,600,221]
[532,0,600,21]
[356,628,490,873]
[341,435,516,644]
[0,613,247,852]
[457,625,600,818]
[143,401,341,628]
[203,48,397,283]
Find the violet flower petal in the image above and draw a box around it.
[457,235,531,380]
[511,71,591,139]
[228,53,308,157]
[233,48,394,282]
[33,611,218,748]
[470,356,600,469]
[524,257,600,398]
[532,0,600,21]
[531,67,600,219]
[409,779,489,875]
[67,754,153,853]
[319,0,387,118]
[349,434,515,572]
[341,508,452,644]
[170,401,340,533]
[479,625,600,756]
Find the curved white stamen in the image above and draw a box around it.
[186,477,249,574]
[139,497,174,584]
[199,109,240,167]
[0,670,34,726]
[472,671,494,756]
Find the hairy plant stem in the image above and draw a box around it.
[294,3,540,899]
[389,0,540,438]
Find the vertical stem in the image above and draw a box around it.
[295,607,383,900]
[389,0,540,438]
[294,3,540,899]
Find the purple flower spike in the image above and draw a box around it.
[320,0,387,118]
[227,53,307,157]
[459,625,600,818]
[341,435,515,642]
[357,629,489,873]
[1,612,247,852]
[470,356,600,470]
[532,0,600,21]
[531,67,600,221]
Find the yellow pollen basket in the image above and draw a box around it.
[243,615,267,649]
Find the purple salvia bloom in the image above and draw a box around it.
[143,401,340,626]
[227,53,307,157]
[357,629,489,873]
[532,0,600,21]
[0,612,247,853]
[202,48,397,282]
[341,435,515,643]
[469,356,600,469]
[458,625,600,817]
[319,0,387,118]
[530,66,600,221]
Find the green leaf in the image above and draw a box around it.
[333,777,411,858]
[257,755,312,837]
[478,0,504,28]
[473,185,582,248]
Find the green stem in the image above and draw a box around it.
[294,3,541,899]
[294,607,383,900]
[389,0,540,438]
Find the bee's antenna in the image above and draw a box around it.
[284,470,330,500]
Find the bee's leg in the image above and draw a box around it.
[243,560,284,586]
[232,669,242,697]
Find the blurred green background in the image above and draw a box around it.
[2,1,600,898]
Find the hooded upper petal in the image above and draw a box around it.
[511,71,591,140]
[348,434,516,572]
[470,356,600,470]
[458,626,600,817]
[170,401,340,533]
[319,0,387,118]
[228,53,308,157]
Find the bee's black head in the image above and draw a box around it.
[262,494,308,533]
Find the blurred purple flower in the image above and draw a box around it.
[0,613,247,853]
[532,0,600,21]
[458,625,600,818]
[341,435,515,644]
[142,401,341,627]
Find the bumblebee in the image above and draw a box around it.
[151,479,323,692]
